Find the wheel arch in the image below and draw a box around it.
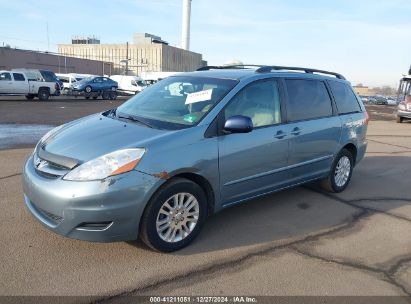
[38,86,50,93]
[342,143,358,166]
[168,172,216,216]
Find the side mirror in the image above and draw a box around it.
[224,115,253,134]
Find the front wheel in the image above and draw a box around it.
[320,149,354,193]
[140,178,207,252]
[84,86,92,94]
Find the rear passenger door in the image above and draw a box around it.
[284,79,341,183]
[218,79,289,205]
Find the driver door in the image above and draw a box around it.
[218,79,290,206]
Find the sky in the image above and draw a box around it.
[0,0,410,87]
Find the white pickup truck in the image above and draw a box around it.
[0,69,59,100]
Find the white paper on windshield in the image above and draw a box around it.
[185,89,213,104]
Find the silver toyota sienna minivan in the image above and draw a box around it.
[22,65,369,252]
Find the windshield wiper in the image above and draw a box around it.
[117,114,153,128]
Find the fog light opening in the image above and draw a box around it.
[75,221,113,231]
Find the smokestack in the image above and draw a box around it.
[181,0,191,50]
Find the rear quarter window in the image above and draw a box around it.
[285,79,333,121]
[329,81,361,114]
[13,73,25,81]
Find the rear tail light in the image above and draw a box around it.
[364,111,370,124]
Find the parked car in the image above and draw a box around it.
[22,65,369,252]
[56,73,83,92]
[386,98,398,105]
[72,76,118,99]
[360,96,369,103]
[0,69,60,100]
[373,96,388,105]
[110,75,147,95]
[367,96,377,104]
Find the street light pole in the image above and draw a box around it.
[125,41,129,75]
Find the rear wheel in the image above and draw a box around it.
[92,96,98,100]
[38,89,50,101]
[321,149,354,193]
[102,91,110,100]
[140,178,207,252]
[396,116,403,123]
[109,91,117,100]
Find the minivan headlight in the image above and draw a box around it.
[63,148,145,181]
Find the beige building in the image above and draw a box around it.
[58,33,206,76]
[353,85,375,96]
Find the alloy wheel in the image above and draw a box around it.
[156,193,199,243]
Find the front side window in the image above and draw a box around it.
[224,79,282,127]
[329,81,361,114]
[13,73,25,81]
[285,79,332,121]
[117,76,238,129]
[0,72,11,81]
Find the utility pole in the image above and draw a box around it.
[46,21,50,52]
[125,41,129,75]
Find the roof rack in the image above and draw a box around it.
[196,64,345,80]
[196,65,264,71]
[255,65,346,80]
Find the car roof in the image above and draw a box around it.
[177,68,348,83]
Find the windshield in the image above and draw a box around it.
[398,79,411,101]
[78,76,94,84]
[117,76,238,130]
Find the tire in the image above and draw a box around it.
[25,94,35,100]
[109,91,117,100]
[92,96,98,100]
[320,149,354,193]
[102,91,110,100]
[85,96,90,99]
[396,116,403,123]
[38,88,50,101]
[85,86,92,94]
[140,178,207,252]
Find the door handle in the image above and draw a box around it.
[274,130,286,139]
[290,127,302,136]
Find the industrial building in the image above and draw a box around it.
[58,33,206,76]
[0,47,112,75]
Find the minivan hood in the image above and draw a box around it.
[43,113,167,162]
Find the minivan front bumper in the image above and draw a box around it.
[397,110,411,119]
[22,155,163,242]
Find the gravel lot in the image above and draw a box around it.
[0,97,410,302]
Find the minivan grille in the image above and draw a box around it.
[33,153,69,178]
